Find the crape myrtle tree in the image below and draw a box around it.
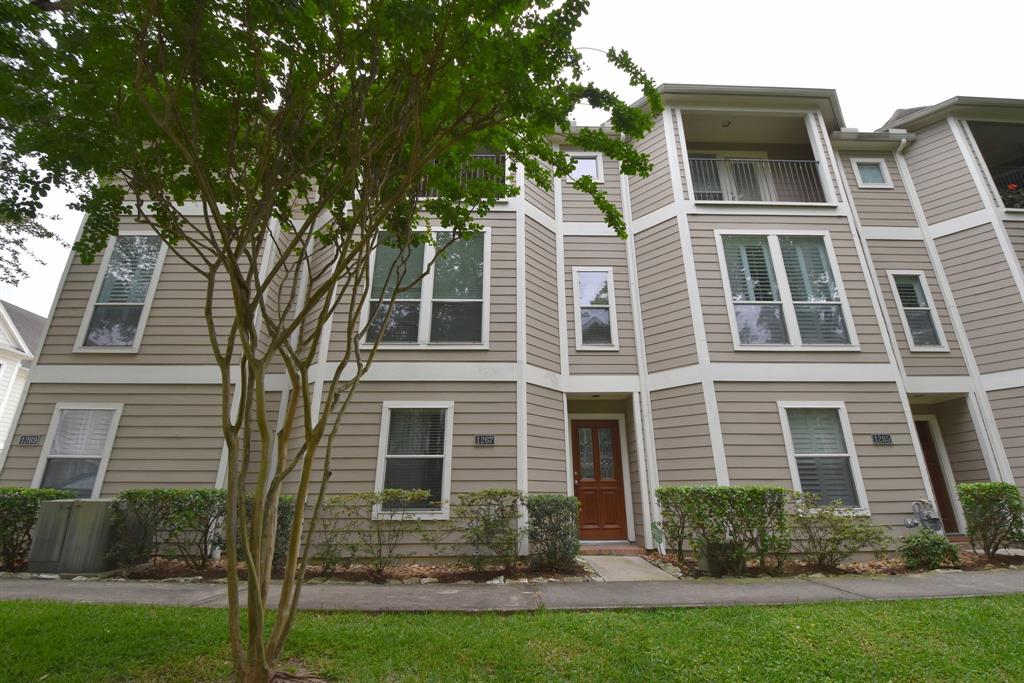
[1,1,662,680]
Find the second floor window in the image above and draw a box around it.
[78,234,164,350]
[889,272,946,350]
[367,231,486,346]
[720,232,854,348]
[572,267,618,349]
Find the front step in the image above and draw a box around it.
[578,542,645,556]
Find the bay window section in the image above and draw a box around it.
[366,231,487,347]
[719,232,855,349]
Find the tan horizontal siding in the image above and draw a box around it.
[329,214,517,363]
[715,381,927,526]
[988,387,1024,497]
[40,219,236,365]
[561,148,623,222]
[935,224,1024,373]
[524,174,555,218]
[564,236,638,374]
[524,219,560,373]
[625,406,645,545]
[526,384,567,495]
[903,121,984,225]
[634,219,698,372]
[1005,220,1024,264]
[650,383,716,486]
[629,113,675,219]
[689,214,889,363]
[841,152,918,226]
[932,397,989,485]
[865,238,967,375]
[0,383,224,494]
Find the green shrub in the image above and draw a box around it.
[0,487,76,571]
[455,488,524,571]
[956,482,1024,558]
[900,528,959,570]
[321,489,435,581]
[653,485,790,576]
[526,494,579,571]
[237,494,296,573]
[789,494,890,570]
[108,489,173,573]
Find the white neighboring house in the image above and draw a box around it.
[0,301,45,452]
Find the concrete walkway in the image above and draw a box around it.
[1,570,1021,612]
[582,555,678,582]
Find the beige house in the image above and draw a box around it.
[1,85,1022,550]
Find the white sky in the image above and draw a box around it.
[2,0,1019,316]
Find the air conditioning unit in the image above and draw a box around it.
[27,499,115,574]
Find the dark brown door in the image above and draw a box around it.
[914,420,959,533]
[571,419,628,540]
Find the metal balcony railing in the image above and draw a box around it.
[989,166,1024,208]
[688,157,827,203]
[417,153,508,199]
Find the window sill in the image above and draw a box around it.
[575,345,620,352]
[732,344,861,352]
[73,346,141,354]
[906,346,951,353]
[694,200,839,209]
[362,343,489,351]
[372,510,449,521]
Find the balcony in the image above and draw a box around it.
[683,111,830,205]
[968,121,1024,209]
[417,153,508,200]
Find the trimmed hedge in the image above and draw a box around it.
[956,482,1024,558]
[526,494,579,571]
[789,493,890,570]
[0,487,76,571]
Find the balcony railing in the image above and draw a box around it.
[688,158,827,203]
[418,153,508,199]
[989,166,1024,208]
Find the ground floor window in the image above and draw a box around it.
[779,402,866,509]
[374,401,454,519]
[34,404,122,498]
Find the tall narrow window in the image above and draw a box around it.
[573,267,617,349]
[367,241,425,343]
[890,272,945,350]
[377,404,452,517]
[722,235,788,344]
[783,406,862,508]
[719,232,855,349]
[430,232,484,343]
[80,235,163,348]
[37,406,120,498]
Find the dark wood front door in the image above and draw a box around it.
[571,419,628,540]
[914,420,959,533]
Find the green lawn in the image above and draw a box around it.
[1,596,1022,681]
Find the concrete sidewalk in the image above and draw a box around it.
[1,569,1022,612]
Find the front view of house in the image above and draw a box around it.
[1,85,1022,551]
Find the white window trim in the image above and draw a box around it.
[73,230,168,353]
[777,401,870,515]
[886,270,950,352]
[360,227,491,350]
[566,151,605,184]
[850,157,894,189]
[570,266,620,351]
[373,400,454,521]
[31,402,124,499]
[714,229,860,351]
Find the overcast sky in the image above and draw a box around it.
[2,0,1019,316]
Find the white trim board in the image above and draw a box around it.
[927,208,990,239]
[860,226,924,241]
[980,368,1024,392]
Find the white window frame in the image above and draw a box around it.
[373,400,455,520]
[567,152,604,184]
[850,157,894,189]
[74,229,168,353]
[570,266,619,351]
[31,402,124,499]
[886,270,950,352]
[777,401,870,514]
[714,229,860,351]
[360,227,491,350]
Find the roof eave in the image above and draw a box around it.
[879,96,1024,131]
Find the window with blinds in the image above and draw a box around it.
[721,232,852,347]
[367,232,485,346]
[574,268,616,347]
[39,407,118,498]
[891,273,943,349]
[381,407,448,511]
[785,407,860,507]
[83,235,163,347]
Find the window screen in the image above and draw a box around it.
[430,232,484,343]
[382,408,447,510]
[786,407,859,507]
[367,241,425,343]
[779,235,850,344]
[723,235,788,344]
[84,235,162,347]
[856,162,886,185]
